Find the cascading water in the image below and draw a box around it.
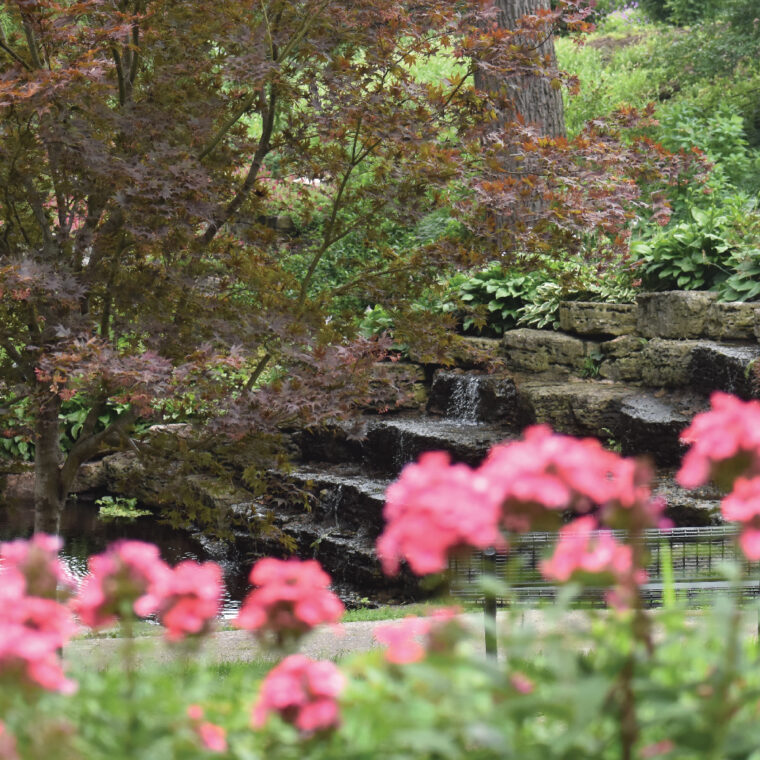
[446,373,483,423]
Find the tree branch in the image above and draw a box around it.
[0,39,32,71]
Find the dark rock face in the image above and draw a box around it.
[689,343,760,400]
[363,416,513,473]
[617,392,708,465]
[427,370,519,424]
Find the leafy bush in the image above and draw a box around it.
[633,206,733,291]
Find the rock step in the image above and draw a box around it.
[285,465,391,536]
[427,370,519,424]
[515,378,709,465]
[503,328,760,397]
[298,416,517,476]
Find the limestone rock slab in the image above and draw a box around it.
[704,302,756,340]
[640,339,702,387]
[689,342,760,399]
[502,328,596,373]
[558,301,637,336]
[636,291,718,339]
[517,380,635,438]
[598,336,645,382]
[617,391,708,465]
[427,370,519,424]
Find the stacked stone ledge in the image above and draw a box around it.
[502,291,760,400]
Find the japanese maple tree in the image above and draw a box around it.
[0,0,690,531]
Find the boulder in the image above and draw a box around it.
[502,328,597,373]
[640,339,701,387]
[689,342,760,399]
[517,380,635,438]
[617,392,708,465]
[598,336,645,382]
[636,291,718,339]
[427,370,519,424]
[704,302,756,340]
[558,301,637,337]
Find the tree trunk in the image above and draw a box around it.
[33,393,65,534]
[476,0,566,139]
[475,0,566,243]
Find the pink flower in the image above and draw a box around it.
[0,722,18,760]
[541,516,646,609]
[373,607,464,664]
[139,561,223,642]
[478,426,631,532]
[376,451,506,576]
[187,705,227,753]
[71,541,171,629]
[641,740,674,758]
[720,477,760,560]
[0,595,78,694]
[0,534,73,599]
[252,655,344,733]
[510,672,535,694]
[235,558,344,642]
[374,617,431,664]
[678,392,760,491]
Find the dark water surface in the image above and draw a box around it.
[0,495,250,618]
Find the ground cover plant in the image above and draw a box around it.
[4,392,760,758]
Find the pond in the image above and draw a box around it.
[0,494,252,618]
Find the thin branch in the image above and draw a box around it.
[20,16,42,69]
[200,83,277,244]
[110,44,126,106]
[0,39,31,70]
[243,352,272,392]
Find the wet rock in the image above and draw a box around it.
[427,370,519,424]
[517,380,635,438]
[558,301,637,336]
[598,336,645,382]
[689,342,760,399]
[502,328,597,373]
[641,339,701,387]
[617,391,708,465]
[286,465,390,535]
[636,291,718,339]
[363,415,513,473]
[654,471,723,527]
[704,302,756,340]
[294,424,365,465]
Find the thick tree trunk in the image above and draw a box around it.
[476,0,566,139]
[475,0,566,242]
[33,394,65,534]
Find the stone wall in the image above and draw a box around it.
[503,291,760,399]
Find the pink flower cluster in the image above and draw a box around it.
[378,425,663,578]
[678,392,760,491]
[0,536,77,695]
[540,516,646,608]
[720,477,760,559]
[71,542,222,641]
[235,558,344,641]
[377,451,506,576]
[373,607,461,664]
[187,705,227,753]
[140,561,223,642]
[0,722,18,760]
[0,534,72,599]
[252,655,345,733]
[72,541,171,629]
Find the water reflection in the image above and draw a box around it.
[0,495,248,619]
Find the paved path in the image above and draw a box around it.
[63,610,598,668]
